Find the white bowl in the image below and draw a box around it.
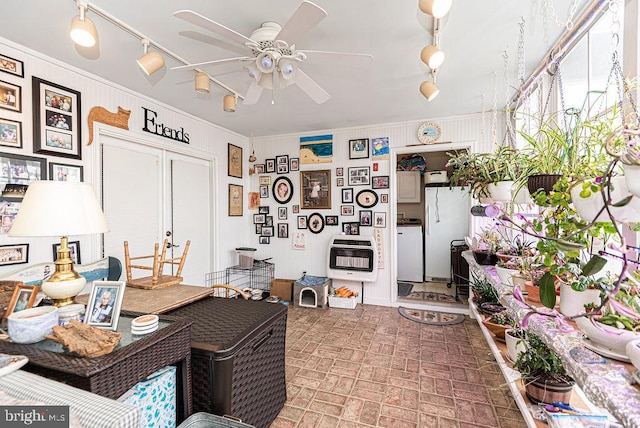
[626,339,640,371]
[575,316,640,356]
[8,306,59,344]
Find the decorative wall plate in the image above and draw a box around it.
[356,190,379,208]
[307,212,325,234]
[417,121,441,144]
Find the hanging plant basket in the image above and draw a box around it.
[527,174,562,196]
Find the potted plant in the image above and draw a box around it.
[513,333,574,404]
[481,310,514,341]
[505,327,528,363]
[472,227,502,266]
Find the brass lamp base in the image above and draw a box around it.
[43,236,86,307]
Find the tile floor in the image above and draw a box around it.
[271,301,526,428]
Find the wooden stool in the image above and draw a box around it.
[124,239,191,289]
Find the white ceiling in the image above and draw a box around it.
[0,0,589,137]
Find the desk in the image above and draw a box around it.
[0,312,193,423]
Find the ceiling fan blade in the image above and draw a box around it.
[294,69,330,104]
[174,10,255,46]
[243,82,264,105]
[299,50,374,68]
[171,57,253,71]
[275,1,327,45]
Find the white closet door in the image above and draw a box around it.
[167,154,212,285]
[102,140,162,275]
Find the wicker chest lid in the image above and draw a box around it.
[167,297,287,357]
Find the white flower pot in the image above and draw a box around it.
[510,273,528,294]
[570,176,640,223]
[495,265,519,285]
[505,329,528,362]
[558,282,601,318]
[626,339,640,372]
[486,181,513,202]
[623,163,640,198]
[575,316,640,356]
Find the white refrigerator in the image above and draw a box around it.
[424,186,470,281]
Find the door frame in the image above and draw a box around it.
[92,124,218,275]
[389,141,472,303]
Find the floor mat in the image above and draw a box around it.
[397,282,414,296]
[401,290,459,304]
[398,307,466,325]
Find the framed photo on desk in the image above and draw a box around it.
[86,281,125,331]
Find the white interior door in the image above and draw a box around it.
[101,135,213,285]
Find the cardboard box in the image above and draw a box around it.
[270,278,294,301]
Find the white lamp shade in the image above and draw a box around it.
[195,71,210,93]
[9,181,109,237]
[421,45,445,69]
[137,51,165,75]
[419,0,453,18]
[420,81,440,101]
[223,95,236,112]
[70,14,97,47]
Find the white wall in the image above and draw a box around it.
[0,37,250,279]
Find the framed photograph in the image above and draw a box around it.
[32,77,81,159]
[359,210,372,226]
[292,205,299,213]
[336,178,344,187]
[343,222,360,235]
[277,163,289,174]
[0,118,21,148]
[300,170,331,209]
[249,191,260,210]
[255,224,263,234]
[290,157,299,171]
[49,162,83,182]
[381,194,389,203]
[277,223,289,238]
[261,226,274,237]
[5,284,39,318]
[297,215,307,229]
[253,214,265,224]
[0,200,20,234]
[255,164,265,174]
[259,185,269,198]
[259,236,270,244]
[273,176,293,204]
[0,80,20,112]
[265,216,273,227]
[307,212,325,234]
[265,159,276,173]
[342,188,353,203]
[0,152,47,186]
[336,167,344,177]
[85,280,126,331]
[259,175,271,186]
[53,240,81,264]
[372,175,390,189]
[258,206,270,214]
[278,206,287,220]
[356,189,379,208]
[227,143,242,178]
[341,205,354,216]
[349,139,369,159]
[276,154,289,165]
[0,243,28,266]
[348,166,370,186]
[326,215,339,226]
[374,212,387,228]
[0,54,24,78]
[228,184,243,216]
[2,183,27,199]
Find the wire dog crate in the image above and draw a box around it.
[205,259,274,295]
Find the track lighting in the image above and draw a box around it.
[420,81,439,101]
[419,0,453,18]
[194,71,210,94]
[70,1,97,47]
[421,45,445,69]
[137,39,165,76]
[223,95,236,112]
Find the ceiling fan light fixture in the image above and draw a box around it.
[69,2,97,47]
[256,51,280,74]
[244,63,261,82]
[194,71,210,94]
[419,0,453,18]
[137,39,165,76]
[420,80,439,101]
[223,94,236,112]
[258,73,274,90]
[421,45,445,69]
[279,58,298,81]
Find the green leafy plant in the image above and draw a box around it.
[470,271,499,304]
[513,333,573,384]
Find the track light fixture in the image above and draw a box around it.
[421,45,445,69]
[420,69,439,101]
[418,0,453,18]
[70,1,97,47]
[223,95,237,112]
[137,39,165,75]
[194,71,210,94]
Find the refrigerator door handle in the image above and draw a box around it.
[425,206,430,235]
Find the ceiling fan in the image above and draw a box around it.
[171,1,374,105]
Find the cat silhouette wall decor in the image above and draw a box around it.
[87,106,131,145]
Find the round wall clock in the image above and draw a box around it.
[356,190,379,208]
[417,121,441,144]
[307,212,325,234]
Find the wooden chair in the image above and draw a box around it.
[210,284,248,300]
[123,239,191,289]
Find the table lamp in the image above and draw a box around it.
[9,181,109,306]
